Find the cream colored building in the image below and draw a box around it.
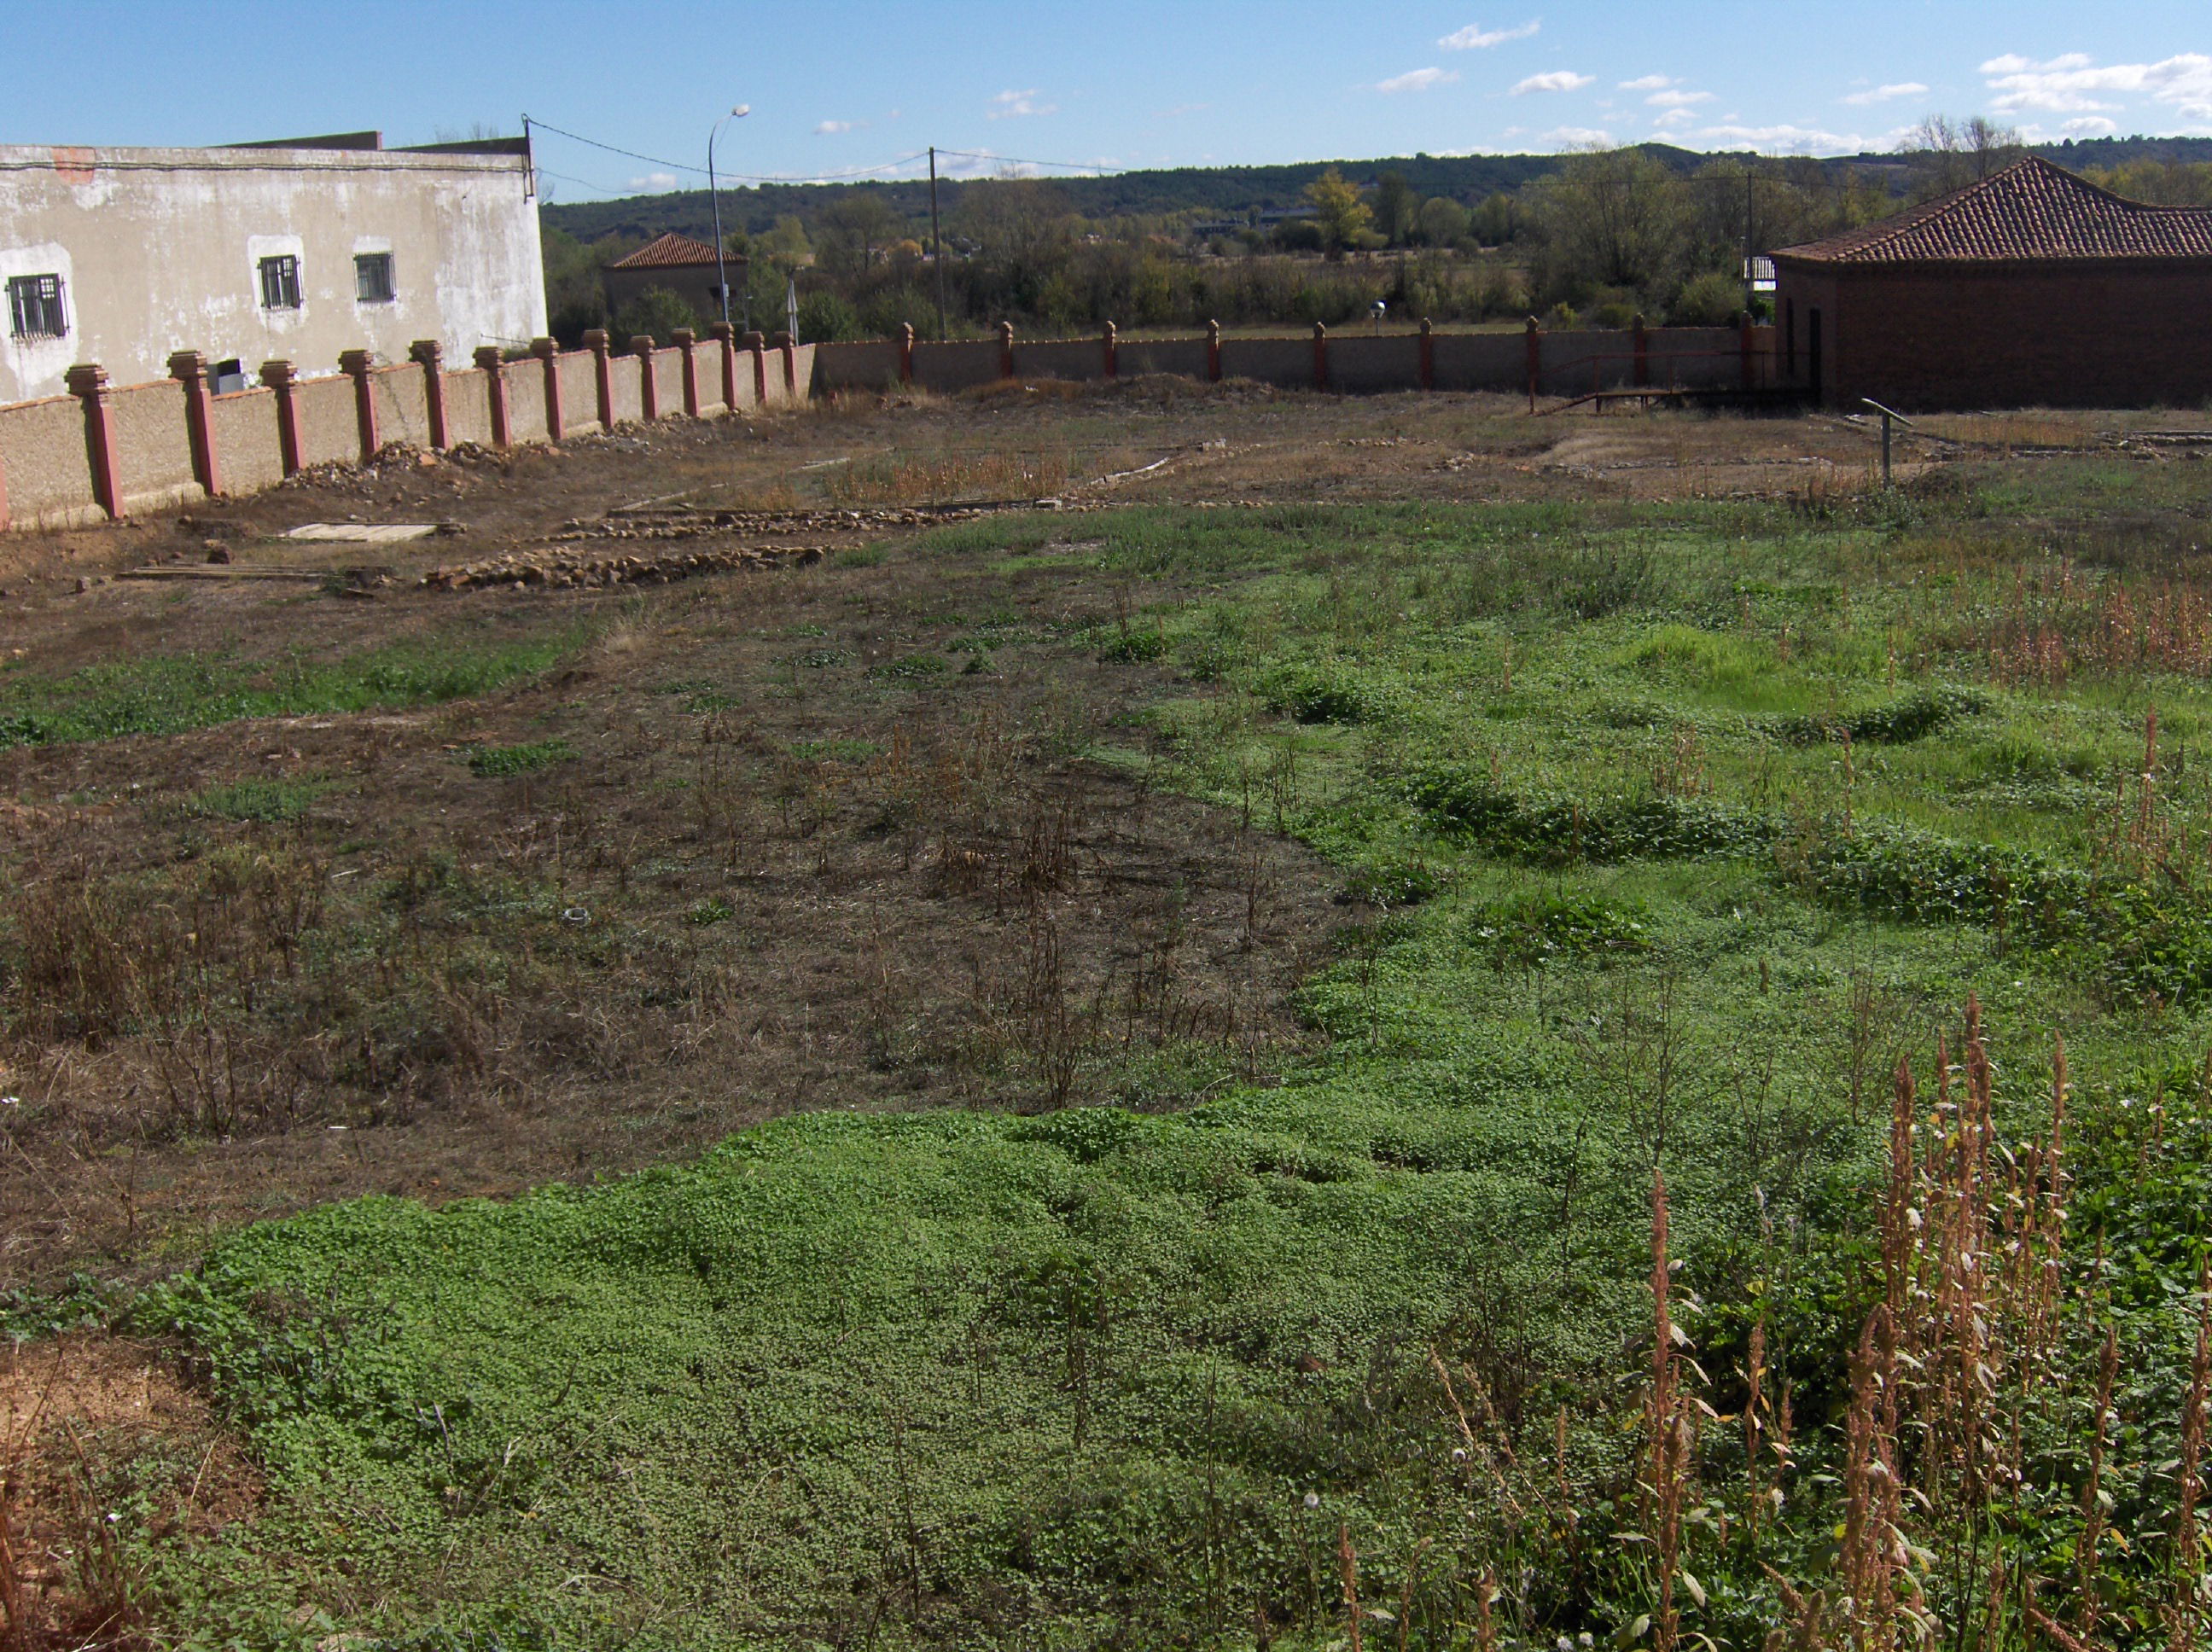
[0,132,545,404]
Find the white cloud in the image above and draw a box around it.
[1440,19,1540,49]
[2062,114,2119,136]
[813,119,861,135]
[626,172,678,192]
[1619,74,1673,91]
[1377,66,1460,94]
[1841,81,1930,106]
[1646,89,1713,108]
[1512,70,1594,96]
[1652,108,1697,128]
[1543,125,1614,148]
[1980,51,2212,117]
[1697,122,1860,154]
[987,89,1057,119]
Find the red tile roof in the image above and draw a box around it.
[606,232,733,270]
[1773,156,2212,265]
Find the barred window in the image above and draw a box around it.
[7,273,67,338]
[355,253,395,303]
[259,254,301,310]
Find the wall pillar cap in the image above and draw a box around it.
[672,329,696,347]
[530,337,559,359]
[167,350,207,380]
[473,346,504,371]
[259,360,296,389]
[1313,322,1327,339]
[409,340,444,365]
[338,349,375,375]
[708,323,734,342]
[630,334,656,357]
[769,330,795,347]
[64,364,110,396]
[582,329,610,353]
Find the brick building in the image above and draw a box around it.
[602,232,742,330]
[1770,156,2212,410]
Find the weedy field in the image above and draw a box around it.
[6,387,2212,1650]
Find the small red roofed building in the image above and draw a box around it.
[1770,156,2212,410]
[602,232,742,330]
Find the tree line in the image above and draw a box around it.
[541,121,2212,347]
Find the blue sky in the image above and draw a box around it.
[19,3,2212,198]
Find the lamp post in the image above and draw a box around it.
[707,104,750,332]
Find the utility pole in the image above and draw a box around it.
[708,104,750,333]
[929,146,947,342]
[1743,166,1755,318]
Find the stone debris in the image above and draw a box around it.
[555,503,1006,544]
[420,543,829,591]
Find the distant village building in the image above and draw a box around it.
[602,233,744,329]
[1771,156,2212,410]
[0,132,544,404]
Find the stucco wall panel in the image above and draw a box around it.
[556,352,601,432]
[442,367,492,447]
[910,340,1002,392]
[608,356,644,425]
[1017,340,1108,382]
[108,379,200,505]
[812,340,902,393]
[369,364,430,449]
[294,375,359,468]
[507,365,548,443]
[209,388,284,493]
[1327,336,1422,393]
[1117,340,1209,378]
[0,396,97,521]
[1218,339,1317,389]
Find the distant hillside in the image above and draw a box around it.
[538,134,2212,245]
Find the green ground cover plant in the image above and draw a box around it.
[34,464,2212,1649]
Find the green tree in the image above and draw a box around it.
[1525,147,1689,305]
[1372,171,1419,246]
[1303,168,1375,253]
[611,286,702,346]
[1414,196,1472,247]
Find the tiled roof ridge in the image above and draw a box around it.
[607,231,728,270]
[1773,156,2212,265]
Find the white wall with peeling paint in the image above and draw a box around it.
[0,141,545,401]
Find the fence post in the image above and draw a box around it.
[1418,317,1435,392]
[1739,311,1755,392]
[673,329,701,417]
[898,322,915,385]
[583,329,614,429]
[709,323,738,410]
[1207,319,1222,383]
[742,330,767,405]
[259,360,305,476]
[473,346,512,447]
[1633,313,1649,387]
[409,340,449,450]
[170,350,224,497]
[998,321,1015,381]
[1525,316,1542,412]
[64,364,125,519]
[1312,323,1328,391]
[533,338,564,440]
[771,330,797,398]
[632,336,660,421]
[1103,320,1118,381]
[336,349,380,462]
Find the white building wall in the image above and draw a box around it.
[0,142,546,402]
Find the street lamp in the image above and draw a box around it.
[707,104,750,331]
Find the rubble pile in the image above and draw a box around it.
[420,543,827,591]
[555,503,1013,544]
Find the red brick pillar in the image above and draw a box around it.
[1312,323,1328,391]
[64,364,125,520]
[584,329,614,429]
[1633,313,1649,387]
[170,350,224,497]
[770,330,796,398]
[337,349,379,462]
[473,346,512,447]
[674,329,701,416]
[742,330,767,404]
[533,338,564,440]
[1418,318,1435,392]
[1525,316,1541,412]
[1207,319,1222,383]
[632,336,660,421]
[1103,320,1118,381]
[1738,311,1755,391]
[898,322,915,385]
[259,360,303,477]
[709,323,738,410]
[997,321,1015,381]
[410,340,449,451]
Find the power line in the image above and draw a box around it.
[523,115,705,177]
[934,148,1118,174]
[524,113,940,189]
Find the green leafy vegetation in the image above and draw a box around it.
[463,737,576,777]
